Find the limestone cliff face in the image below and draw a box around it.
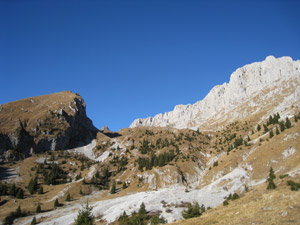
[0,91,98,159]
[130,56,300,130]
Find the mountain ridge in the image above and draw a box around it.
[0,57,300,225]
[0,91,98,160]
[130,56,300,130]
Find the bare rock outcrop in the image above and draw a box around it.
[130,56,300,130]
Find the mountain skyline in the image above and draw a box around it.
[0,57,299,224]
[130,55,300,130]
[1,0,300,131]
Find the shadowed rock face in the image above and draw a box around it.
[0,91,98,160]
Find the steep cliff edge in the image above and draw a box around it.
[130,56,300,130]
[0,91,98,160]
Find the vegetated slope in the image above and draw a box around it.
[93,110,300,197]
[170,183,300,225]
[0,91,98,161]
[130,56,300,130]
[10,111,300,225]
[1,57,300,224]
[169,117,300,225]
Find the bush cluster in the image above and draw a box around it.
[182,202,205,219]
[118,203,166,225]
[136,150,176,171]
[0,183,24,199]
[287,180,300,191]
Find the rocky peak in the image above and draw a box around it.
[100,126,110,132]
[0,91,98,160]
[130,56,300,130]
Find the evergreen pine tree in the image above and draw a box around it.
[227,193,232,200]
[257,124,261,131]
[268,115,273,125]
[269,129,274,138]
[150,215,167,225]
[213,161,218,167]
[138,202,147,221]
[0,183,8,195]
[31,217,36,225]
[276,126,280,135]
[54,198,59,208]
[16,205,21,217]
[192,202,201,217]
[36,204,41,213]
[201,204,206,213]
[122,182,127,189]
[110,181,116,194]
[90,176,95,185]
[38,186,43,194]
[16,188,24,199]
[118,211,129,225]
[28,176,38,194]
[74,201,95,225]
[75,173,82,181]
[80,164,85,171]
[279,121,286,132]
[285,117,292,129]
[66,193,71,201]
[9,183,16,196]
[182,202,201,219]
[267,167,276,190]
[95,170,100,179]
[223,200,229,206]
[232,193,240,200]
[158,155,165,167]
[139,202,147,215]
[263,124,269,133]
[273,113,279,124]
[130,212,144,225]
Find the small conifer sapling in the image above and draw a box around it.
[74,201,95,225]
[276,126,280,135]
[31,217,36,225]
[267,167,276,190]
[36,204,41,213]
[54,198,59,208]
[110,181,116,194]
[66,193,71,201]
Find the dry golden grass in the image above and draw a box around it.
[1,96,299,224]
[0,91,79,133]
[171,182,300,225]
[168,118,300,225]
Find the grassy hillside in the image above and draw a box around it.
[0,108,299,224]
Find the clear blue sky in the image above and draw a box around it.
[1,0,300,131]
